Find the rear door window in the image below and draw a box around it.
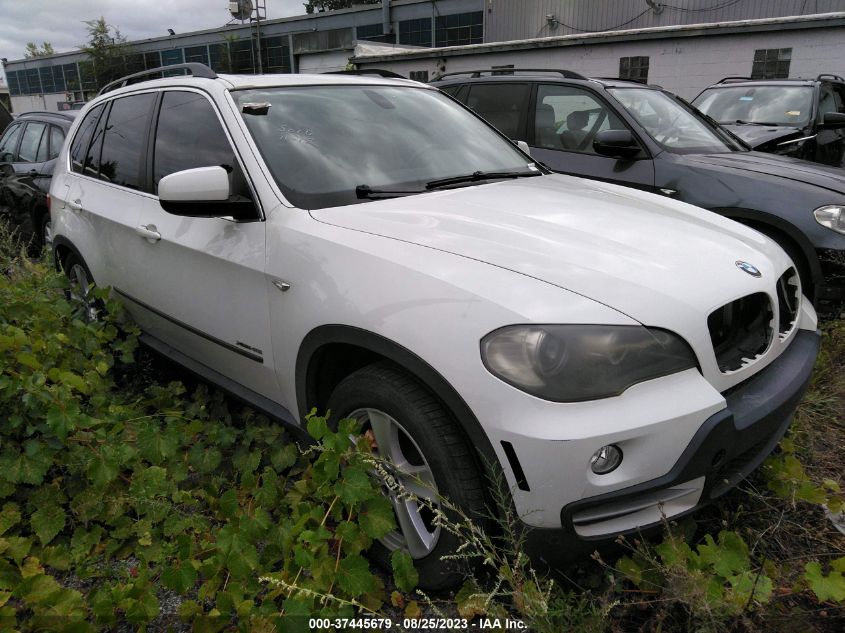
[17,122,47,163]
[70,105,104,174]
[48,126,65,161]
[0,123,22,162]
[98,93,156,190]
[464,83,530,139]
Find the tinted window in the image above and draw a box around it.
[36,126,49,163]
[154,92,240,192]
[99,93,155,190]
[535,84,627,154]
[70,105,103,173]
[0,124,22,162]
[84,106,109,178]
[465,83,530,139]
[49,126,65,161]
[438,85,462,97]
[18,122,47,163]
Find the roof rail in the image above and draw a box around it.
[17,110,76,120]
[716,76,754,84]
[818,73,845,82]
[97,63,218,96]
[435,68,587,80]
[326,69,406,79]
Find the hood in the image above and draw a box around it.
[722,124,803,149]
[310,175,790,331]
[679,150,845,195]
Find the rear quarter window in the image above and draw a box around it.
[70,105,104,174]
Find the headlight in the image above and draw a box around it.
[814,205,845,235]
[480,325,697,402]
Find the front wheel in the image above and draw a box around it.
[326,362,488,590]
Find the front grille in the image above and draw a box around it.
[776,268,800,336]
[708,293,773,372]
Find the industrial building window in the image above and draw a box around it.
[184,46,210,66]
[356,23,395,44]
[619,56,649,83]
[435,11,483,47]
[230,39,256,74]
[39,67,56,94]
[261,36,292,73]
[6,71,21,96]
[410,70,429,82]
[63,63,80,91]
[124,53,145,74]
[752,48,791,79]
[209,43,230,72]
[399,18,432,47]
[144,52,162,70]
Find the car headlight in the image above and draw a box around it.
[480,324,697,402]
[814,205,845,235]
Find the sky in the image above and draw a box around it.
[0,0,308,86]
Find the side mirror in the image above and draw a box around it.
[515,140,531,156]
[592,129,642,159]
[821,112,845,129]
[158,166,256,220]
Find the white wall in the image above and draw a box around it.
[10,92,68,115]
[298,50,352,74]
[356,26,845,99]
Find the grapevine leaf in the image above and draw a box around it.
[391,550,418,592]
[31,506,66,546]
[805,561,845,603]
[337,554,376,597]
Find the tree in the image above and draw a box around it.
[80,17,129,91]
[304,1,380,15]
[24,42,55,58]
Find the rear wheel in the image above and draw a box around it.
[63,252,100,322]
[326,361,487,590]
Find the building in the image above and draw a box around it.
[4,0,845,114]
[1,0,483,114]
[353,0,845,99]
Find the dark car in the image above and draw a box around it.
[431,69,845,313]
[0,101,12,135]
[692,75,845,168]
[0,110,76,251]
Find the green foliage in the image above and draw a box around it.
[24,42,54,58]
[80,17,130,91]
[0,246,396,628]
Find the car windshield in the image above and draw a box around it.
[234,85,537,209]
[693,85,813,127]
[609,87,742,154]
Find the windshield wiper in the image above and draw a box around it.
[733,119,779,126]
[355,185,425,199]
[425,170,541,190]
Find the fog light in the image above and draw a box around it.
[590,445,622,475]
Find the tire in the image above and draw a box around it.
[62,251,100,323]
[326,361,487,590]
[39,212,52,253]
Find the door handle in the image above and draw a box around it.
[135,224,161,242]
[68,198,83,212]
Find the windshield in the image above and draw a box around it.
[234,85,536,209]
[693,85,813,127]
[609,87,742,154]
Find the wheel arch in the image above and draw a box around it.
[295,325,500,476]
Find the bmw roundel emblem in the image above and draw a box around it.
[735,261,761,277]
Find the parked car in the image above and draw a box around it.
[692,75,845,168]
[0,101,12,135]
[0,110,76,251]
[51,64,819,587]
[432,70,845,314]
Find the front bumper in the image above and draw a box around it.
[522,328,820,567]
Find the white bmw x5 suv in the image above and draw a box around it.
[50,64,820,588]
